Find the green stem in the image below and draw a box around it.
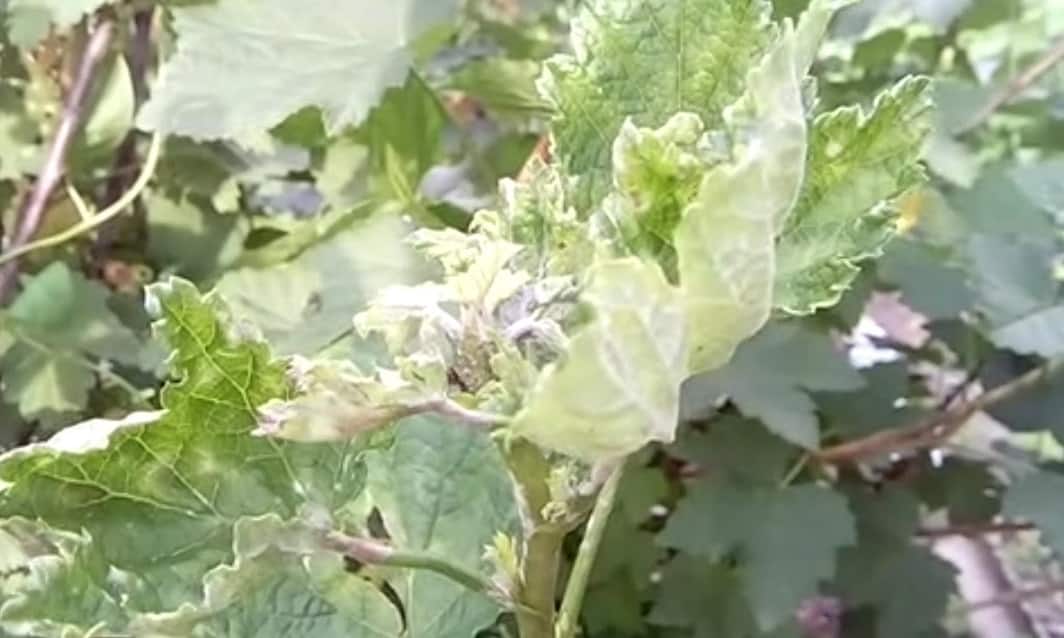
[497,437,562,638]
[516,524,565,638]
[324,531,504,600]
[556,463,624,638]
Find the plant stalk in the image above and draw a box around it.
[515,525,565,638]
[324,531,505,600]
[555,463,624,638]
[497,438,563,638]
[0,17,115,303]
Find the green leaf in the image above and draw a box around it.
[836,488,955,637]
[447,58,554,126]
[366,417,517,637]
[774,76,934,314]
[965,234,1064,356]
[648,559,760,638]
[677,2,832,373]
[670,417,795,486]
[0,278,374,615]
[1003,471,1064,557]
[511,258,689,462]
[146,191,248,281]
[128,515,403,637]
[0,263,143,418]
[877,238,974,320]
[683,322,863,448]
[659,481,855,631]
[216,213,428,357]
[4,0,106,47]
[815,361,923,437]
[967,234,1058,326]
[137,0,459,143]
[540,0,775,203]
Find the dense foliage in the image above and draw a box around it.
[0,0,1062,636]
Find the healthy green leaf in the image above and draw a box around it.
[877,237,975,320]
[659,480,855,631]
[683,322,863,448]
[366,417,517,637]
[0,278,375,618]
[0,262,143,418]
[511,257,689,462]
[836,488,955,637]
[774,76,934,314]
[1003,471,1064,557]
[648,559,761,638]
[137,0,459,143]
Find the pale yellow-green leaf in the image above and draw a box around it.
[511,258,688,462]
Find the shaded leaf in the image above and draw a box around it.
[659,480,855,630]
[0,263,143,418]
[366,417,517,637]
[138,0,459,142]
[129,515,403,637]
[684,322,863,448]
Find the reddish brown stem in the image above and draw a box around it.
[0,17,115,303]
[917,521,1036,539]
[816,358,1064,464]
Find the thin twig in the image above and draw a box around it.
[323,530,507,601]
[0,134,162,267]
[917,521,1036,539]
[965,581,1064,613]
[418,397,510,428]
[959,38,1064,134]
[0,18,115,303]
[816,358,1064,464]
[96,7,155,255]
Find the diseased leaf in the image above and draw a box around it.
[512,258,689,462]
[0,263,144,418]
[137,0,459,143]
[128,515,403,637]
[0,519,125,637]
[0,279,375,618]
[540,0,775,203]
[659,480,855,631]
[775,76,934,314]
[683,322,863,449]
[366,417,517,638]
[677,3,831,372]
